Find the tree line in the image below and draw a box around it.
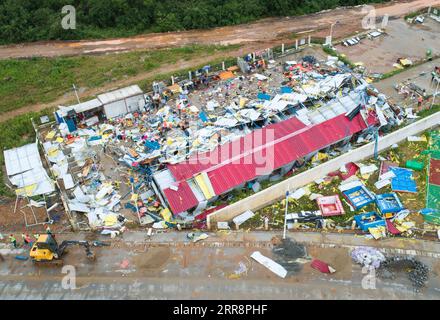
[0,0,385,45]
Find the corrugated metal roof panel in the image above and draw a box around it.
[162,181,199,215]
[97,85,143,105]
[164,112,373,213]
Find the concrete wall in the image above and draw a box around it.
[207,112,440,229]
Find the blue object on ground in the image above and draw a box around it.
[390,167,417,193]
[199,111,209,122]
[280,86,293,94]
[145,140,160,151]
[124,203,137,212]
[375,193,405,214]
[257,93,271,101]
[354,212,386,231]
[15,255,29,261]
[88,135,102,142]
[342,185,375,209]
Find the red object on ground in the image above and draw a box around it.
[311,259,332,273]
[194,204,228,221]
[316,195,345,217]
[340,162,360,180]
[429,159,440,186]
[386,219,401,235]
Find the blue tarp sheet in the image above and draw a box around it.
[199,111,209,122]
[257,93,271,101]
[145,140,160,150]
[280,86,293,94]
[390,167,417,193]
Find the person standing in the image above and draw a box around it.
[22,233,30,247]
[45,225,52,236]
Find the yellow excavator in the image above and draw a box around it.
[29,234,96,266]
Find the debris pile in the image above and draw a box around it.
[271,238,308,273]
[351,247,385,269]
[377,257,429,291]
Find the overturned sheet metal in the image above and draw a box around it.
[251,251,288,278]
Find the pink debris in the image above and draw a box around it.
[120,259,130,269]
[311,259,336,274]
[386,219,401,235]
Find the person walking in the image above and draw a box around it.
[9,234,17,248]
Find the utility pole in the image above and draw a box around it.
[72,84,81,104]
[329,21,340,45]
[283,190,289,240]
[431,79,439,109]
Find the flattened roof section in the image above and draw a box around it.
[162,181,199,215]
[165,112,372,213]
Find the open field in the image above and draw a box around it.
[0,44,239,116]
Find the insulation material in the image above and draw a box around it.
[251,251,288,278]
[233,210,255,228]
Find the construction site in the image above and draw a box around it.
[0,1,440,301]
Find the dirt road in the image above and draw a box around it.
[0,0,437,124]
[0,0,437,60]
[1,231,439,299]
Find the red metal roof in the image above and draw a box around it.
[162,181,199,215]
[167,116,307,181]
[205,113,369,195]
[165,112,372,213]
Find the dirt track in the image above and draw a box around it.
[0,0,437,60]
[0,0,438,124]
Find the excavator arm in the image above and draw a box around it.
[58,240,96,261]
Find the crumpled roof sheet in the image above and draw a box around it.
[4,143,55,196]
[4,143,42,176]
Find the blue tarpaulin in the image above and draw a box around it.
[257,93,271,101]
[280,86,293,94]
[199,111,209,122]
[354,212,385,231]
[376,193,405,215]
[390,167,417,193]
[145,140,160,150]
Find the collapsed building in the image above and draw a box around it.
[14,49,403,232]
[153,77,396,217]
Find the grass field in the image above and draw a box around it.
[0,44,239,114]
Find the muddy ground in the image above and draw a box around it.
[336,17,440,74]
[1,231,440,299]
[0,0,435,60]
